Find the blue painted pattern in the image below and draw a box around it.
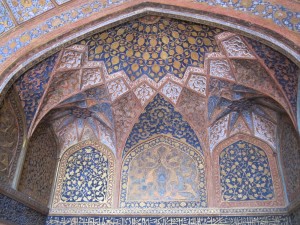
[6,0,54,23]
[15,53,58,129]
[83,17,222,82]
[123,94,202,157]
[219,140,274,201]
[196,0,300,32]
[61,146,109,202]
[0,0,15,34]
[245,38,298,114]
[0,193,46,225]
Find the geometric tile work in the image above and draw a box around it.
[0,1,15,34]
[0,193,46,225]
[61,146,109,203]
[83,17,222,82]
[15,53,58,129]
[52,140,114,213]
[121,136,207,208]
[245,38,299,114]
[6,0,54,23]
[45,215,291,225]
[279,116,300,202]
[219,140,274,201]
[18,123,57,205]
[123,94,202,157]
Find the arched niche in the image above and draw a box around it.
[212,134,284,208]
[51,140,115,214]
[120,135,207,209]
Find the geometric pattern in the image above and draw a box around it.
[52,140,114,213]
[123,94,202,157]
[245,37,299,114]
[83,17,222,82]
[219,140,274,201]
[121,136,207,208]
[61,146,109,203]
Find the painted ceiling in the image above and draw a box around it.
[12,16,298,159]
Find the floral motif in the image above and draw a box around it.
[222,36,254,58]
[209,115,229,151]
[52,140,114,211]
[219,140,274,201]
[253,113,276,149]
[61,146,109,202]
[81,68,103,90]
[19,123,58,205]
[107,78,129,101]
[134,83,156,105]
[161,81,182,104]
[57,50,83,70]
[121,136,207,208]
[209,59,235,81]
[0,1,15,34]
[279,117,300,202]
[6,0,54,23]
[187,74,206,96]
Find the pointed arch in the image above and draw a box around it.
[211,134,284,208]
[120,135,207,209]
[122,94,203,158]
[51,139,115,214]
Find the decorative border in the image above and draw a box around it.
[120,135,207,209]
[49,206,288,215]
[51,139,115,213]
[45,215,291,225]
[212,134,285,208]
